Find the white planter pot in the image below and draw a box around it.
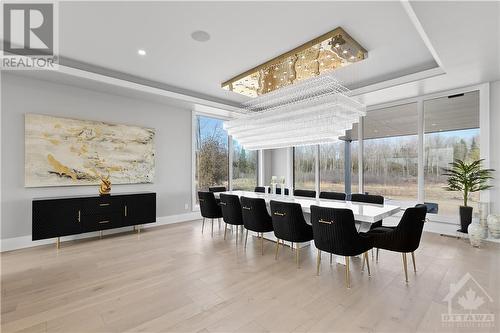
[468,221,482,247]
[487,214,500,239]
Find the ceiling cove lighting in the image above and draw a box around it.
[223,74,366,150]
[222,27,367,98]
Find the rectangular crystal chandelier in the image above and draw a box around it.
[224,74,366,150]
[222,27,367,98]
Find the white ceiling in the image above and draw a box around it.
[57,1,439,105]
[357,1,500,106]
[4,1,499,110]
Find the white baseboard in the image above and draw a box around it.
[0,212,201,252]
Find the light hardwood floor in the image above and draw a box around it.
[1,220,499,333]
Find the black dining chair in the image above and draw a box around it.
[209,186,226,193]
[275,187,289,195]
[350,194,385,229]
[293,189,316,198]
[269,200,313,268]
[367,204,427,283]
[198,191,223,237]
[319,191,346,201]
[241,196,274,254]
[254,186,267,193]
[219,193,244,244]
[310,206,374,288]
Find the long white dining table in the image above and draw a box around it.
[214,190,401,265]
[215,190,400,223]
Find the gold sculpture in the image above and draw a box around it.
[99,175,111,196]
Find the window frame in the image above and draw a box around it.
[191,110,260,211]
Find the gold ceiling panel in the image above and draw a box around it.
[222,27,367,98]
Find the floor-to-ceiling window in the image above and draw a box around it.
[362,103,418,201]
[232,140,258,190]
[424,91,480,217]
[195,115,228,195]
[319,141,345,192]
[293,145,316,190]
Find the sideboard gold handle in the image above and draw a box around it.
[99,203,110,206]
[77,210,81,222]
[98,220,110,224]
[125,205,127,217]
[274,212,285,216]
[319,219,333,224]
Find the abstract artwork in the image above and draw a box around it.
[25,114,155,187]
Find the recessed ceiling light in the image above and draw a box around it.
[191,30,211,42]
[137,49,146,56]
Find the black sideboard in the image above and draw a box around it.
[33,192,156,246]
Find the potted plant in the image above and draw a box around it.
[443,159,494,233]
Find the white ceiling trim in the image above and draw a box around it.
[53,65,241,113]
[400,0,444,69]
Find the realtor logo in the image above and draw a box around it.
[442,272,495,328]
[2,2,58,69]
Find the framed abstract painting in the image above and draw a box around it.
[25,114,155,187]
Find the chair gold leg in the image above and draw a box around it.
[371,249,374,259]
[361,252,366,272]
[211,219,214,237]
[411,252,417,273]
[296,246,300,268]
[402,253,409,284]
[364,251,371,277]
[235,225,238,244]
[261,233,264,255]
[275,239,280,260]
[291,242,294,252]
[244,229,248,249]
[201,218,205,234]
[224,223,228,240]
[345,256,351,288]
[316,250,321,276]
[330,253,333,265]
[56,237,60,249]
[376,248,379,263]
[218,218,221,229]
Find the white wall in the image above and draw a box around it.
[1,73,194,240]
[490,80,500,214]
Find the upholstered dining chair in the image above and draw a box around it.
[240,196,274,254]
[208,186,226,193]
[319,191,346,201]
[198,191,223,237]
[367,204,428,283]
[219,193,244,244]
[310,205,374,288]
[293,189,316,198]
[350,193,385,230]
[269,200,313,268]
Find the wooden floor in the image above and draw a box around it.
[1,220,499,333]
